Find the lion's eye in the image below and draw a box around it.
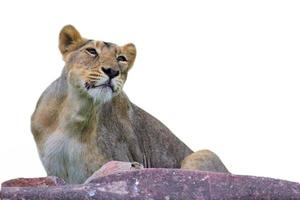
[117,55,127,62]
[85,48,98,57]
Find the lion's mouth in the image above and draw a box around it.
[94,83,113,90]
[85,82,114,91]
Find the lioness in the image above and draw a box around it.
[31,25,228,184]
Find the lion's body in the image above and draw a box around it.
[31,25,228,184]
[32,68,192,183]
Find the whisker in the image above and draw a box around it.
[85,82,91,90]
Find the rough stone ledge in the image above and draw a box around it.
[1,168,300,200]
[1,176,66,188]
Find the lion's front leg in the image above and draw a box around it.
[181,150,229,173]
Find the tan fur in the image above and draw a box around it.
[181,150,228,173]
[31,25,228,184]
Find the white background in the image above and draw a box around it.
[0,0,299,184]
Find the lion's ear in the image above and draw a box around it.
[122,43,137,70]
[59,25,84,55]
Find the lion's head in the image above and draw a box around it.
[59,25,136,103]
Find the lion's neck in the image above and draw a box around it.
[58,82,132,140]
[59,85,99,139]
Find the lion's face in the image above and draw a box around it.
[59,25,136,103]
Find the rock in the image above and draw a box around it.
[2,169,300,200]
[84,161,144,184]
[1,176,66,188]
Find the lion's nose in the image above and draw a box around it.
[102,67,120,79]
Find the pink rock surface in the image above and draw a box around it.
[84,161,143,184]
[1,176,65,188]
[2,168,300,200]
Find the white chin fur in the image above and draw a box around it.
[87,87,113,104]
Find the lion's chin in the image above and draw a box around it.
[87,86,114,104]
